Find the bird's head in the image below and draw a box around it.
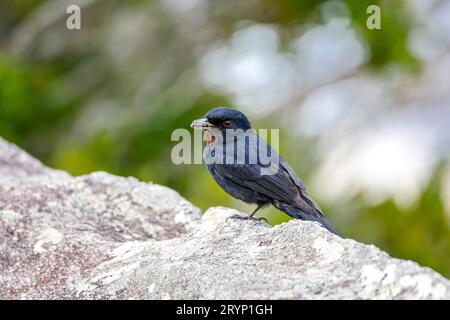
[191,107,252,144]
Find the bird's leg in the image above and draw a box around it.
[249,205,262,218]
[227,204,268,223]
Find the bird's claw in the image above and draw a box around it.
[227,214,268,224]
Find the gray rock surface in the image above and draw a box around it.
[0,137,449,299]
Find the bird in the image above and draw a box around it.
[191,107,344,238]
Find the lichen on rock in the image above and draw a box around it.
[0,137,448,299]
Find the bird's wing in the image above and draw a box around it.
[212,161,297,203]
[279,157,325,215]
[212,135,322,216]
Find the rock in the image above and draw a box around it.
[0,137,448,299]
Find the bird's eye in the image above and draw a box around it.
[223,120,232,128]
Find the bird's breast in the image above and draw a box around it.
[206,132,215,145]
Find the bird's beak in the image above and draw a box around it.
[191,118,215,129]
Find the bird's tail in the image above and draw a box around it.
[275,203,345,238]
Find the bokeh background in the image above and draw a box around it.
[1,0,449,277]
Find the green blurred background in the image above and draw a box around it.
[1,0,449,277]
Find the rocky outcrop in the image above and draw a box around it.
[0,137,448,299]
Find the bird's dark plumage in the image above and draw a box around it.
[191,107,344,238]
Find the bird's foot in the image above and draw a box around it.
[227,214,268,224]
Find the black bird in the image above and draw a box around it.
[191,107,344,238]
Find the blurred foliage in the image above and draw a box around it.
[345,0,420,70]
[345,164,450,276]
[0,0,448,278]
